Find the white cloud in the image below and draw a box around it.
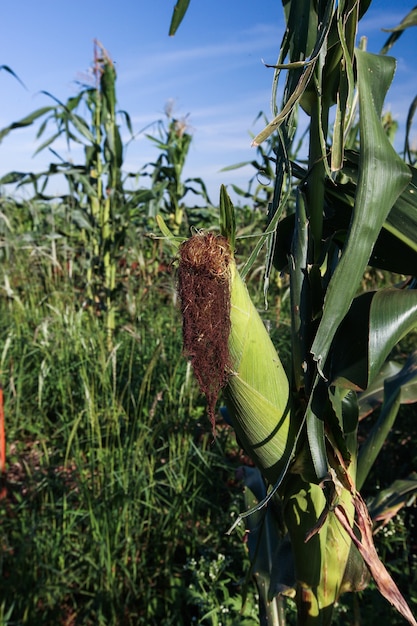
[121,26,281,76]
[359,9,408,36]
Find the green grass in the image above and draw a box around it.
[0,234,262,625]
[1,214,416,625]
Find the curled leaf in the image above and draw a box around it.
[334,494,417,626]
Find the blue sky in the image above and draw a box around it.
[1,1,417,204]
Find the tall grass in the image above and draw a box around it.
[0,220,262,625]
[1,207,416,625]
[0,46,265,623]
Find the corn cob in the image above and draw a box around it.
[178,232,364,623]
[178,232,294,485]
[283,473,357,625]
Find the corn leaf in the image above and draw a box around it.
[368,473,417,529]
[0,107,54,144]
[311,50,412,374]
[289,190,309,391]
[239,191,287,281]
[358,360,417,419]
[0,171,29,185]
[340,152,417,264]
[384,166,417,256]
[168,0,191,36]
[380,6,417,55]
[284,473,356,622]
[331,0,358,171]
[368,291,417,381]
[156,214,181,251]
[240,467,288,624]
[405,95,417,162]
[334,494,417,626]
[282,154,417,274]
[329,289,417,390]
[357,351,417,490]
[253,0,336,146]
[338,152,417,260]
[219,184,236,251]
[0,64,26,89]
[305,379,331,482]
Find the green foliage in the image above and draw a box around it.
[0,239,261,625]
[221,112,286,214]
[0,43,268,624]
[1,41,157,347]
[168,0,191,36]
[141,101,215,234]
[171,2,417,626]
[1,2,417,624]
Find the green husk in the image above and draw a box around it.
[225,260,294,485]
[178,232,294,485]
[283,474,356,625]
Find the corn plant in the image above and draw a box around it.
[141,100,214,234]
[0,42,155,347]
[220,109,305,215]
[169,1,417,625]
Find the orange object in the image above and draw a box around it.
[0,383,6,499]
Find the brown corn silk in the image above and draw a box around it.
[178,233,233,428]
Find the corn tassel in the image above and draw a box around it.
[178,232,294,484]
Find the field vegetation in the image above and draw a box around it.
[1,3,417,625]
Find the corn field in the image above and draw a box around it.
[1,2,417,625]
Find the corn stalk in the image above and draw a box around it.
[0,42,136,349]
[85,41,123,347]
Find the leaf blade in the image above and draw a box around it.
[168,0,191,36]
[311,50,412,373]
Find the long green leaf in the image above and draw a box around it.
[357,351,417,489]
[404,95,417,162]
[368,290,417,382]
[40,91,96,145]
[331,0,358,171]
[253,0,336,146]
[219,184,236,251]
[320,154,417,272]
[168,0,191,36]
[289,190,309,391]
[0,171,29,185]
[0,64,26,89]
[0,107,54,144]
[384,165,417,255]
[241,467,288,625]
[380,6,417,55]
[155,214,181,251]
[358,360,417,419]
[304,377,334,482]
[32,130,63,156]
[311,50,412,374]
[368,473,417,526]
[329,289,417,390]
[340,152,417,258]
